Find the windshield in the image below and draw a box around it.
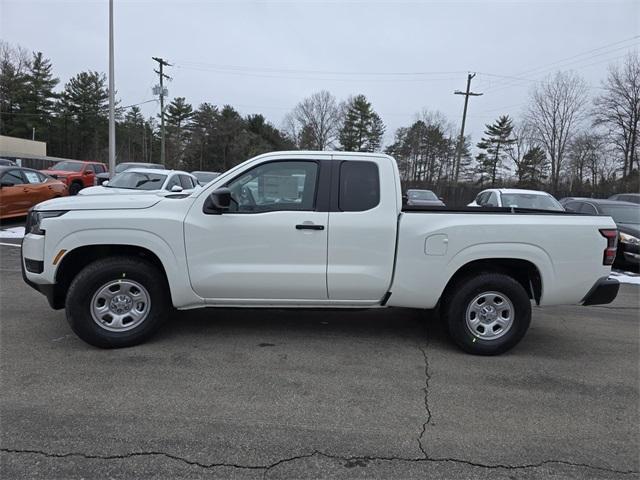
[408,190,437,201]
[600,205,640,224]
[501,193,563,211]
[107,172,167,190]
[115,163,160,173]
[51,161,83,172]
[193,172,220,183]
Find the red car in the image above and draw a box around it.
[41,160,108,195]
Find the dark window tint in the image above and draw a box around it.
[1,170,25,186]
[565,201,582,212]
[180,175,194,189]
[94,164,106,173]
[580,203,597,215]
[476,191,489,205]
[338,161,380,212]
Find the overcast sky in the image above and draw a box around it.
[2,0,639,147]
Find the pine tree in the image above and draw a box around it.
[0,42,30,137]
[57,71,109,159]
[165,97,193,168]
[339,94,385,152]
[24,51,59,142]
[475,115,516,186]
[518,146,549,186]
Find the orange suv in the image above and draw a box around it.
[41,160,108,195]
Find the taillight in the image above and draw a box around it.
[599,229,618,266]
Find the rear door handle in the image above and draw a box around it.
[295,224,324,230]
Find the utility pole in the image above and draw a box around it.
[108,0,116,174]
[152,57,171,166]
[453,73,483,183]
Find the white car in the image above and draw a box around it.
[21,151,618,355]
[78,168,199,196]
[468,188,564,211]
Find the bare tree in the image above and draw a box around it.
[525,71,588,192]
[283,90,342,150]
[593,52,640,178]
[568,131,605,188]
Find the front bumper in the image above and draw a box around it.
[582,277,620,306]
[20,242,63,310]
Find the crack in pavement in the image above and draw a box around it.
[417,344,431,459]
[2,447,638,476]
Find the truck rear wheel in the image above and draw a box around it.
[443,273,531,355]
[65,256,170,348]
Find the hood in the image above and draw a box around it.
[617,223,640,238]
[408,199,446,206]
[35,193,164,211]
[79,186,152,196]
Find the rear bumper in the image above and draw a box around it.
[582,277,620,306]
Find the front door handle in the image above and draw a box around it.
[295,224,324,231]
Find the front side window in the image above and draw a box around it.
[227,161,318,213]
[476,191,489,205]
[180,175,195,189]
[165,175,182,191]
[338,161,380,212]
[24,170,45,184]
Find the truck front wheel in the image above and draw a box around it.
[65,256,170,348]
[443,273,531,355]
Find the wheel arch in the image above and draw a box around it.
[442,258,543,306]
[51,244,172,309]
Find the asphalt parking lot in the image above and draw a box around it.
[1,242,639,480]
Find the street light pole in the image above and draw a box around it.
[108,0,116,174]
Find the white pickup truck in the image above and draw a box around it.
[21,151,620,355]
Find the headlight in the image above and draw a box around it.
[25,210,67,235]
[619,232,640,246]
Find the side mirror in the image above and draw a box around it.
[204,187,232,214]
[171,185,183,192]
[438,197,444,202]
[0,181,12,188]
[484,202,497,208]
[102,180,109,186]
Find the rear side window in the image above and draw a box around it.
[1,169,25,186]
[580,203,597,215]
[338,161,380,212]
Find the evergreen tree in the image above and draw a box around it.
[56,71,109,159]
[165,97,193,168]
[518,146,548,185]
[475,115,516,186]
[119,106,145,162]
[339,94,385,152]
[23,51,59,142]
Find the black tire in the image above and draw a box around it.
[442,273,531,355]
[65,256,170,348]
[68,182,83,195]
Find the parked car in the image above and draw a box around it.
[22,151,619,356]
[191,171,221,186]
[79,168,199,195]
[560,198,639,268]
[469,188,564,211]
[0,166,67,219]
[609,193,640,205]
[41,160,108,195]
[94,162,165,185]
[0,158,17,166]
[404,189,445,207]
